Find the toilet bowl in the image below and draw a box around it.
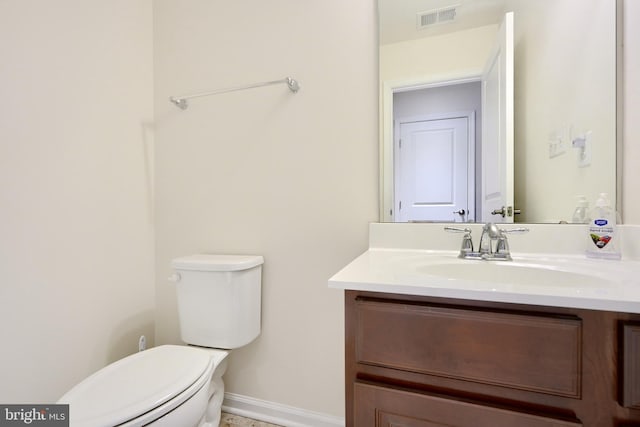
[58,254,263,427]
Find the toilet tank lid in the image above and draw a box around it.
[172,254,264,272]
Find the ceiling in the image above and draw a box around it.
[378,0,508,45]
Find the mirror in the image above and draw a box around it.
[379,0,617,224]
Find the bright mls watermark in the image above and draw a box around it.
[0,405,68,426]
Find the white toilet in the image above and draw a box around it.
[58,254,263,427]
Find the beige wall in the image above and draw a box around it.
[153,0,377,417]
[0,0,155,402]
[380,25,498,82]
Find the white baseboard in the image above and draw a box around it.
[221,392,345,427]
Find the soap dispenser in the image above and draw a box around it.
[586,193,621,260]
[571,195,589,224]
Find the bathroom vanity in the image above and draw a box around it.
[329,224,640,427]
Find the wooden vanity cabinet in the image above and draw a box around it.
[345,290,640,427]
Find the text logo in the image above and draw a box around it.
[0,405,68,426]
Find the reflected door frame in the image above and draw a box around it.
[380,73,482,222]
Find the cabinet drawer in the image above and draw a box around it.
[355,298,582,397]
[354,382,582,427]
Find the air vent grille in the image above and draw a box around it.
[418,5,458,29]
[438,6,457,22]
[420,11,438,27]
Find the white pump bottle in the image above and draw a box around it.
[586,193,621,260]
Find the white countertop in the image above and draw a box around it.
[328,223,640,313]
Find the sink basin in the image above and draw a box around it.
[328,223,640,313]
[417,261,607,288]
[329,248,640,312]
[375,250,625,296]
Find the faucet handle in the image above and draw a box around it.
[444,226,472,234]
[492,227,529,260]
[499,227,529,234]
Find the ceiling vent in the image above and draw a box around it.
[417,5,458,29]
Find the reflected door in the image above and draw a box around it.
[395,115,472,222]
[481,12,514,223]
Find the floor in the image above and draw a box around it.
[219,412,282,427]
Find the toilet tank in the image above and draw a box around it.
[171,254,263,349]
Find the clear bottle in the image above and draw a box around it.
[571,195,589,224]
[586,193,621,260]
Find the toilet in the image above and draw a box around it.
[58,254,263,427]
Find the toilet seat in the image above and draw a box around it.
[59,345,218,426]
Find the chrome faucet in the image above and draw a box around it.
[479,223,509,259]
[445,223,529,261]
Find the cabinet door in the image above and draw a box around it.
[354,382,582,427]
[622,322,640,409]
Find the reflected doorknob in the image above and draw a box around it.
[491,206,506,217]
[491,206,521,218]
